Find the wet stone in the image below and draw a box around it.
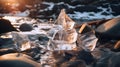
[95,17,120,40]
[76,50,95,65]
[74,6,102,13]
[0,19,18,34]
[52,4,69,15]
[61,60,86,67]
[110,5,120,16]
[19,23,33,32]
[39,4,49,9]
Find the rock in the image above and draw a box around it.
[111,5,120,16]
[109,52,120,67]
[76,50,95,65]
[0,53,40,67]
[95,49,120,67]
[65,8,74,14]
[69,0,83,6]
[91,48,102,59]
[94,48,113,67]
[19,23,33,31]
[108,0,120,4]
[52,50,73,67]
[52,50,94,67]
[0,38,14,48]
[61,60,86,67]
[70,0,96,5]
[39,4,49,10]
[52,4,69,15]
[42,0,71,3]
[74,6,102,13]
[95,17,120,40]
[0,19,18,35]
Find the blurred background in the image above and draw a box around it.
[0,0,120,21]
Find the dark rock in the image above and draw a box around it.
[0,53,40,67]
[52,51,74,67]
[95,49,112,67]
[108,0,120,4]
[52,4,69,15]
[95,17,120,40]
[109,53,120,67]
[110,5,120,16]
[61,60,86,67]
[38,10,54,16]
[91,48,102,59]
[69,1,84,6]
[66,8,74,14]
[95,49,120,67]
[74,6,102,13]
[100,4,109,8]
[42,0,71,3]
[39,4,49,9]
[70,0,96,5]
[0,60,35,67]
[24,47,41,61]
[19,23,33,31]
[0,19,18,35]
[76,50,95,65]
[0,38,14,48]
[52,51,73,61]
